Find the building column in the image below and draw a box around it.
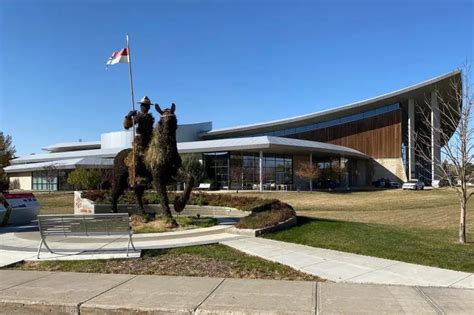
[431,91,441,184]
[259,150,263,192]
[338,157,349,189]
[309,153,313,191]
[408,98,416,180]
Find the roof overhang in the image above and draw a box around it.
[42,141,101,152]
[178,136,368,159]
[10,148,122,165]
[7,136,367,174]
[202,71,462,139]
[4,157,113,174]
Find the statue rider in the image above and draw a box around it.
[123,96,155,187]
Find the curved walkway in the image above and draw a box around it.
[222,237,474,289]
[0,225,244,265]
[1,225,473,289]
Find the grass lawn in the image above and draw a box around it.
[34,192,217,233]
[131,215,217,233]
[34,189,474,272]
[4,244,323,281]
[234,189,474,272]
[35,192,74,215]
[266,217,474,272]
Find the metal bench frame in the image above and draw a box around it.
[37,213,136,259]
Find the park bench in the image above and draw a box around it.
[197,183,211,190]
[37,213,136,259]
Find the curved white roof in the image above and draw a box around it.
[4,157,114,173]
[178,136,368,159]
[10,148,122,165]
[203,70,461,138]
[42,141,101,152]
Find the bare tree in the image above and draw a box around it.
[42,164,59,193]
[296,161,320,191]
[415,68,472,243]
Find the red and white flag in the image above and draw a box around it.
[106,48,129,66]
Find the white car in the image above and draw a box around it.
[402,179,425,190]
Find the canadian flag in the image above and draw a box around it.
[106,48,129,66]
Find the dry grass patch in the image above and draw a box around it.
[236,202,296,229]
[5,244,323,281]
[130,214,217,233]
[234,188,474,234]
[35,192,74,215]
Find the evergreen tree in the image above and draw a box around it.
[0,132,16,191]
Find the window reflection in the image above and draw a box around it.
[252,103,400,137]
[204,152,293,189]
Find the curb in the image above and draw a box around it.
[228,216,297,237]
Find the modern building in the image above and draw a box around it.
[5,71,462,191]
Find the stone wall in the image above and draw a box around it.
[371,158,407,183]
[73,191,247,217]
[8,172,32,190]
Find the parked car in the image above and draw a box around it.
[372,178,388,188]
[432,179,450,188]
[317,179,337,189]
[389,181,401,188]
[402,179,425,190]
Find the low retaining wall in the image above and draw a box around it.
[73,191,247,218]
[73,191,296,235]
[229,216,297,237]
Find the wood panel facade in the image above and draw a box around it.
[286,110,402,158]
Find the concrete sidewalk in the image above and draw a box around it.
[0,226,244,266]
[0,270,472,314]
[222,237,474,289]
[2,225,473,289]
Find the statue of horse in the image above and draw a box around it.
[110,148,151,213]
[145,103,194,227]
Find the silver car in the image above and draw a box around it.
[402,179,425,190]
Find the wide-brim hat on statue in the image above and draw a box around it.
[138,96,152,105]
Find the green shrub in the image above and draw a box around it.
[192,193,276,211]
[82,190,143,205]
[81,190,107,202]
[181,154,205,184]
[192,194,209,206]
[144,191,160,204]
[68,168,102,190]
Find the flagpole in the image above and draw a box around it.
[126,34,136,187]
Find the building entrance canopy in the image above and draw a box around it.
[178,136,368,159]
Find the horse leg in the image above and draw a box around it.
[154,178,177,228]
[174,170,195,213]
[111,169,128,213]
[134,185,146,215]
[111,149,132,213]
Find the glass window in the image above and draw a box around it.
[32,171,58,191]
[204,152,230,189]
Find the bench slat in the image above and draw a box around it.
[38,214,131,237]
